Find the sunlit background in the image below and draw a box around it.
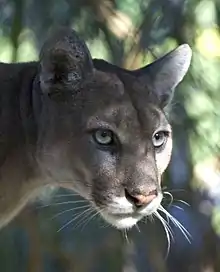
[0,0,220,271]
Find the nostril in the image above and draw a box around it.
[124,188,158,207]
[125,189,141,207]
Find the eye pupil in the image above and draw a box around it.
[101,131,108,138]
[155,133,160,140]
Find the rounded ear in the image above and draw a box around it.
[93,44,192,108]
[40,28,94,95]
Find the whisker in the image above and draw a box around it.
[171,204,184,211]
[135,224,141,233]
[53,193,79,198]
[163,191,174,206]
[37,200,88,208]
[73,209,96,230]
[154,211,173,257]
[57,207,93,232]
[76,208,102,230]
[161,209,170,225]
[162,187,187,193]
[122,229,129,243]
[159,205,191,244]
[176,200,190,207]
[50,204,91,220]
[156,212,174,241]
[162,192,190,209]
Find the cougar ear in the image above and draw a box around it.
[132,44,192,107]
[39,28,93,95]
[94,44,192,108]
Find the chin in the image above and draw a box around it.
[100,212,142,229]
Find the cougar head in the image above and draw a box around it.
[36,28,192,229]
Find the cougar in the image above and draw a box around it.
[0,28,192,230]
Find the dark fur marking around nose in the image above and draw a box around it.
[125,188,158,207]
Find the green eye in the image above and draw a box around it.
[93,129,114,145]
[152,131,168,148]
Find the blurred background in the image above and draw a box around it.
[0,0,220,271]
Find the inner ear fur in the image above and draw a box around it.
[39,28,94,94]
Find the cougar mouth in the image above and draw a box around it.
[98,192,163,229]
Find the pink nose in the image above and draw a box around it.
[125,189,158,207]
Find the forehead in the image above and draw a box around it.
[80,70,169,131]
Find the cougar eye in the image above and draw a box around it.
[152,131,168,149]
[93,129,114,145]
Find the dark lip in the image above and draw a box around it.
[109,212,140,219]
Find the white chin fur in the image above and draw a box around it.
[101,213,140,229]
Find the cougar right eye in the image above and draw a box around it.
[93,129,115,146]
[152,130,169,150]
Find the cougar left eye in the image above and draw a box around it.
[152,131,168,149]
[93,129,114,146]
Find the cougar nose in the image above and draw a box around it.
[125,188,158,208]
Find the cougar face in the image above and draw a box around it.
[35,28,192,229]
